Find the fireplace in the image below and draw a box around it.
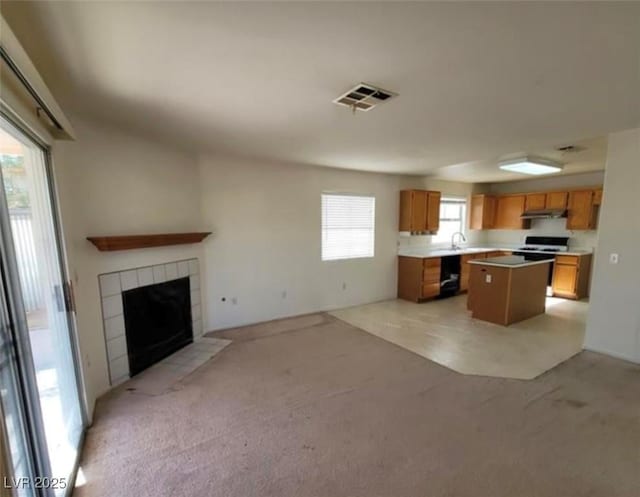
[123,277,193,376]
[99,258,203,386]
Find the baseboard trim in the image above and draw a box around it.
[583,346,639,365]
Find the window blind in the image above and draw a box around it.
[321,193,375,261]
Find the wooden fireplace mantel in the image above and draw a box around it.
[86,232,212,251]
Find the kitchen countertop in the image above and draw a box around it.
[468,255,554,268]
[397,246,592,258]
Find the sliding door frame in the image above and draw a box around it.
[0,109,87,496]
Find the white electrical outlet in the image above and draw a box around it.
[609,253,619,264]
[485,274,492,283]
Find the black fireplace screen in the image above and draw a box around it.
[122,277,193,376]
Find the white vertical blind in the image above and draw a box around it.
[321,193,375,261]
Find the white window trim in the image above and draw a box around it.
[431,196,468,246]
[321,192,375,261]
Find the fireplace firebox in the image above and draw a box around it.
[122,277,193,376]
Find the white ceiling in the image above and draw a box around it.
[3,2,639,179]
[432,135,609,183]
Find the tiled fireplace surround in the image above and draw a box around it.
[99,258,203,385]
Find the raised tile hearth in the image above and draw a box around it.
[99,258,203,385]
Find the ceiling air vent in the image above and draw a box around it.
[556,145,584,153]
[333,83,397,112]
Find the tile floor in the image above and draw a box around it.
[330,295,587,380]
[116,337,231,395]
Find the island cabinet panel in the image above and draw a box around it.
[552,254,592,299]
[507,264,549,324]
[566,190,597,230]
[468,262,549,326]
[468,265,510,322]
[469,195,496,230]
[398,256,441,302]
[546,191,568,210]
[525,193,546,211]
[493,195,530,230]
[399,190,441,233]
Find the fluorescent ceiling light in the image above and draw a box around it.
[498,156,563,175]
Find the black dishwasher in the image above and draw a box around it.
[439,255,461,298]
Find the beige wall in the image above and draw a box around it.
[585,128,640,363]
[52,116,203,416]
[198,154,401,331]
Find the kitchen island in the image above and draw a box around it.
[467,256,552,326]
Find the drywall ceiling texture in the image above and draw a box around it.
[585,128,640,363]
[198,154,401,331]
[52,115,204,414]
[486,171,605,195]
[2,1,639,176]
[433,136,610,183]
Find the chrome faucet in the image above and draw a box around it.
[451,231,467,250]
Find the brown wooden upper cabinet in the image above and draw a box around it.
[469,187,601,231]
[525,193,546,211]
[493,195,530,230]
[469,194,496,230]
[399,190,441,233]
[566,190,598,230]
[545,191,568,210]
[592,188,603,206]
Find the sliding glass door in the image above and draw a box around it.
[0,113,85,496]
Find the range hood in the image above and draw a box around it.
[520,209,567,220]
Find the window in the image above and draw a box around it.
[431,196,467,244]
[321,193,375,261]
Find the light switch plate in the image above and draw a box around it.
[485,274,492,283]
[609,253,619,264]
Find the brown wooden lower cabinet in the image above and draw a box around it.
[552,254,592,299]
[461,253,485,292]
[399,251,592,303]
[398,256,441,302]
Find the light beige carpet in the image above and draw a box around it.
[75,314,640,497]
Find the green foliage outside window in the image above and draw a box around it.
[1,154,30,209]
